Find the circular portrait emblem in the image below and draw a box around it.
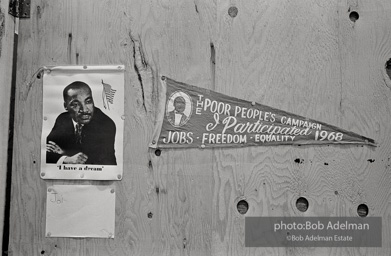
[166,91,193,127]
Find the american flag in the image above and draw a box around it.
[102,80,116,110]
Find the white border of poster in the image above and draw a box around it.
[41,65,124,180]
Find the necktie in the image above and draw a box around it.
[75,124,83,144]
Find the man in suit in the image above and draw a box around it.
[167,96,188,126]
[46,81,117,165]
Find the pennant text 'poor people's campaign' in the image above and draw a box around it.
[150,77,375,149]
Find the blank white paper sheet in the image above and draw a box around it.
[46,185,115,238]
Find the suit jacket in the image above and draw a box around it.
[47,107,117,165]
[167,110,187,126]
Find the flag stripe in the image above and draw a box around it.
[102,81,116,106]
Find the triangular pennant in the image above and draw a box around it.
[150,77,376,149]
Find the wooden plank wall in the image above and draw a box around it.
[0,0,14,251]
[7,0,391,255]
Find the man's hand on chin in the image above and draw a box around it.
[63,152,88,164]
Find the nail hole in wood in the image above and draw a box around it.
[385,59,391,80]
[228,6,238,18]
[237,200,249,214]
[349,11,359,22]
[357,204,368,217]
[296,197,309,212]
[155,149,161,156]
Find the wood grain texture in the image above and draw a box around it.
[7,0,391,255]
[213,0,391,255]
[0,0,15,251]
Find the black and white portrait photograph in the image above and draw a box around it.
[40,65,124,180]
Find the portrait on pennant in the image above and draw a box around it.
[165,91,193,127]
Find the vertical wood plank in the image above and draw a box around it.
[336,1,391,254]
[8,0,217,255]
[130,1,217,255]
[213,0,391,255]
[0,0,15,251]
